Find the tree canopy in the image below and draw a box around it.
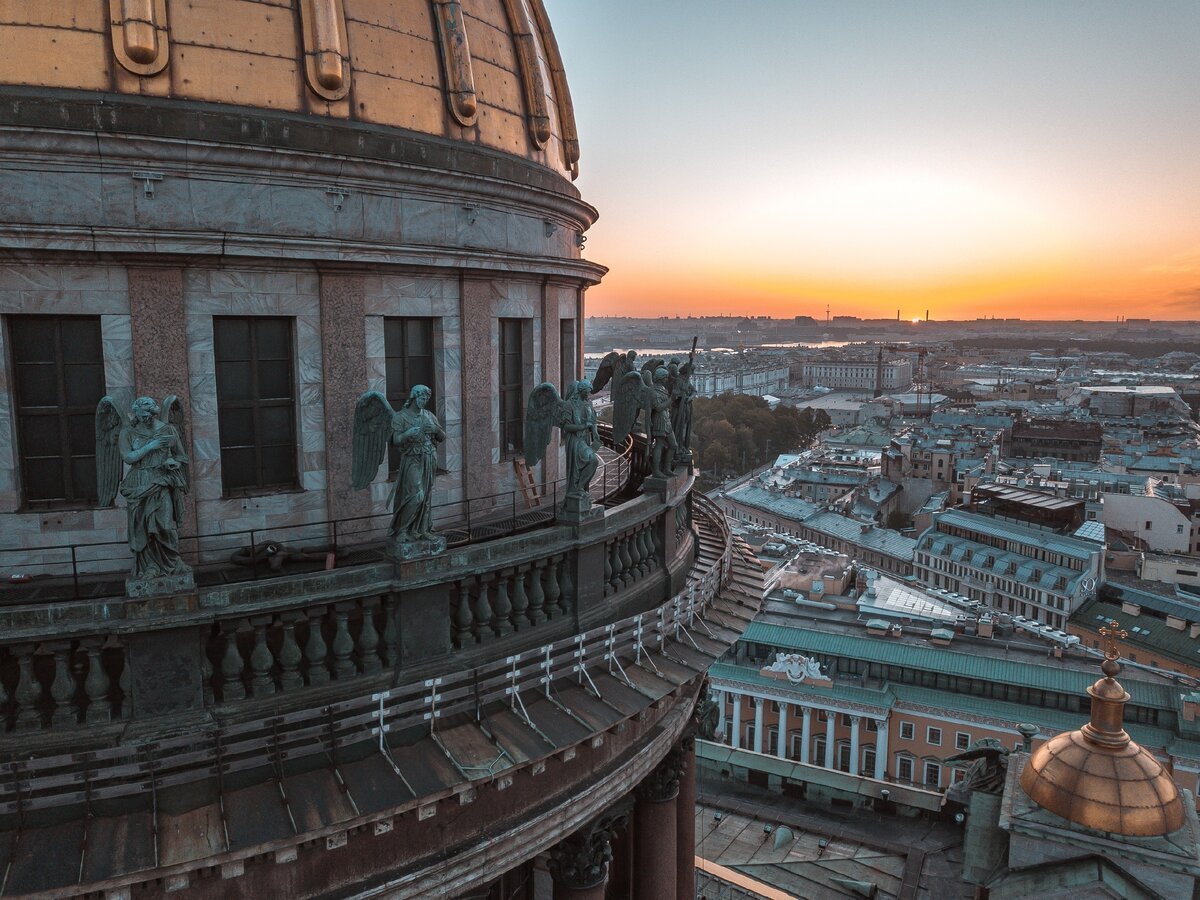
[692,394,830,481]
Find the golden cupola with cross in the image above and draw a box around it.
[1020,620,1186,837]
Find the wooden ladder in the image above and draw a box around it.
[513,458,541,508]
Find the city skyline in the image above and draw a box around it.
[547,1,1200,321]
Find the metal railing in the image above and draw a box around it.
[0,428,644,605]
[0,498,733,818]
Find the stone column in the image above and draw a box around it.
[676,735,697,900]
[730,693,742,750]
[875,716,889,781]
[800,706,812,764]
[606,816,633,900]
[776,703,789,758]
[849,716,861,776]
[635,750,682,900]
[549,808,629,900]
[318,273,369,521]
[824,711,836,769]
[753,697,764,754]
[715,689,726,736]
[127,267,197,536]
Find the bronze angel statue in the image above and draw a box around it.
[613,366,677,479]
[96,395,191,582]
[525,380,600,515]
[352,385,445,547]
[590,349,638,397]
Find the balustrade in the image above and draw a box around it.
[0,639,127,732]
[449,553,580,650]
[603,519,663,597]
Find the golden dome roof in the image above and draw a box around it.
[1020,634,1185,837]
[0,0,579,178]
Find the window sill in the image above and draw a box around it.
[220,485,304,501]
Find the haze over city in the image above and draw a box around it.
[547,0,1200,321]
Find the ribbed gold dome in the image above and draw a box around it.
[0,0,579,177]
[1020,652,1184,837]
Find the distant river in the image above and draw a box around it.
[583,340,849,360]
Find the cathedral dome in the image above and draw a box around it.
[1020,647,1184,837]
[0,0,579,178]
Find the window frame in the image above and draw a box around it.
[498,318,525,459]
[384,317,437,474]
[213,316,299,495]
[927,726,942,746]
[559,318,576,391]
[8,315,106,508]
[899,721,915,741]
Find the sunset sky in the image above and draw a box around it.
[544,1,1200,321]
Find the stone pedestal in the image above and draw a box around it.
[559,493,602,525]
[126,570,195,599]
[641,471,688,498]
[389,535,447,561]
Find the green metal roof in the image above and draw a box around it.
[1074,597,1200,674]
[740,621,1178,710]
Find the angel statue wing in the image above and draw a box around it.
[95,396,124,507]
[524,382,564,468]
[161,394,190,491]
[591,350,622,394]
[640,357,666,375]
[612,370,650,445]
[351,391,395,490]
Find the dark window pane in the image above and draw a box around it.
[24,456,65,501]
[221,447,258,491]
[11,320,56,362]
[215,318,251,360]
[218,407,255,446]
[406,319,431,355]
[216,361,254,402]
[65,363,105,406]
[16,363,59,407]
[259,445,296,486]
[257,360,292,400]
[255,319,290,359]
[259,405,293,438]
[67,414,94,455]
[60,319,103,361]
[70,456,97,500]
[19,415,60,456]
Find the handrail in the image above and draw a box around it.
[0,498,733,816]
[0,426,643,604]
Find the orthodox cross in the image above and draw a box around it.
[1099,619,1128,660]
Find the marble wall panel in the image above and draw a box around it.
[319,273,368,522]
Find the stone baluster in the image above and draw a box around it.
[278,614,304,691]
[641,527,656,575]
[542,556,562,620]
[12,644,41,730]
[118,645,132,718]
[331,604,356,679]
[473,574,495,642]
[249,617,276,697]
[558,555,575,614]
[48,642,78,728]
[305,608,330,685]
[527,564,547,625]
[615,533,631,587]
[82,638,111,725]
[220,625,247,702]
[453,580,474,649]
[510,566,530,627]
[603,542,614,595]
[626,528,643,580]
[492,570,514,637]
[607,541,621,595]
[359,597,382,675]
[382,595,400,667]
[200,642,214,706]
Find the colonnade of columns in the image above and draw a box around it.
[547,731,700,900]
[713,687,890,781]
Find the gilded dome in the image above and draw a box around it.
[1020,652,1185,837]
[0,0,579,178]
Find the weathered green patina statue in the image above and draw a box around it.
[96,395,194,596]
[525,380,600,520]
[352,385,446,557]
